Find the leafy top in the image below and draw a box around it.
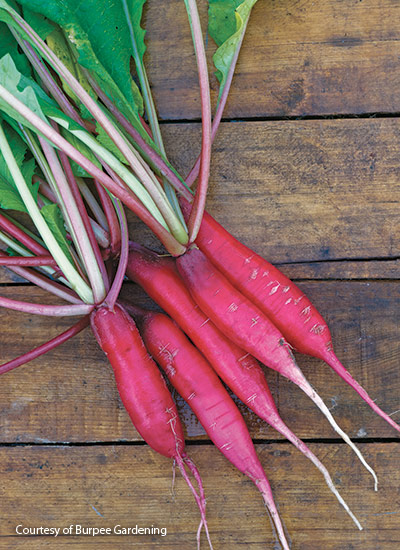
[209,0,258,103]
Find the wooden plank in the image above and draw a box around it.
[2,115,400,283]
[0,270,26,284]
[3,258,400,286]
[277,259,400,280]
[0,281,399,442]
[159,118,400,264]
[0,443,398,548]
[144,0,400,120]
[277,280,400,440]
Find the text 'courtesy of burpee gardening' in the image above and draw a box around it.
[15,524,168,537]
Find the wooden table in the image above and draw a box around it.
[1,1,400,548]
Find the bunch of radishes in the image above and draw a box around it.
[0,1,398,548]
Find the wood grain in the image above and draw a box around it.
[0,281,399,443]
[2,116,400,283]
[160,118,400,265]
[144,0,400,120]
[278,259,400,280]
[3,258,400,285]
[1,2,400,547]
[0,443,398,549]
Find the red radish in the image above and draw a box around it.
[126,244,368,514]
[133,307,292,549]
[90,303,211,549]
[175,246,378,490]
[183,203,400,436]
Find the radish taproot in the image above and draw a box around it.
[131,305,292,549]
[126,243,368,511]
[90,303,211,548]
[175,246,378,490]
[180,201,400,436]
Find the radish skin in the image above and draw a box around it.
[176,247,378,491]
[135,309,292,549]
[90,304,211,547]
[184,203,400,436]
[125,245,364,523]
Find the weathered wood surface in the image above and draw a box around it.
[0,444,398,549]
[3,258,400,284]
[278,259,400,281]
[161,118,400,265]
[145,0,400,120]
[0,281,399,442]
[2,116,400,283]
[1,1,400,548]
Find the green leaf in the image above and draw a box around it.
[0,21,31,75]
[0,53,48,131]
[209,0,258,102]
[40,202,73,264]
[0,172,26,211]
[208,0,243,47]
[23,7,54,40]
[15,0,144,122]
[0,121,38,212]
[18,70,59,108]
[125,0,147,65]
[0,54,101,178]
[20,155,36,191]
[0,0,31,40]
[45,26,95,106]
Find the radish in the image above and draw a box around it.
[90,303,211,549]
[180,201,400,436]
[126,243,363,520]
[0,121,211,546]
[0,1,393,544]
[175,246,378,490]
[130,305,292,549]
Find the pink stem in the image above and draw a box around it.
[111,16,247,194]
[17,28,176,231]
[39,134,106,302]
[14,32,94,131]
[0,252,81,304]
[58,151,110,293]
[84,33,193,203]
[0,71,185,256]
[94,179,121,256]
[37,178,57,202]
[9,268,82,303]
[97,160,181,255]
[185,0,212,243]
[78,180,109,231]
[0,296,93,316]
[104,201,128,309]
[0,212,48,256]
[39,179,110,249]
[185,20,249,187]
[139,114,152,138]
[0,315,90,375]
[0,255,57,266]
